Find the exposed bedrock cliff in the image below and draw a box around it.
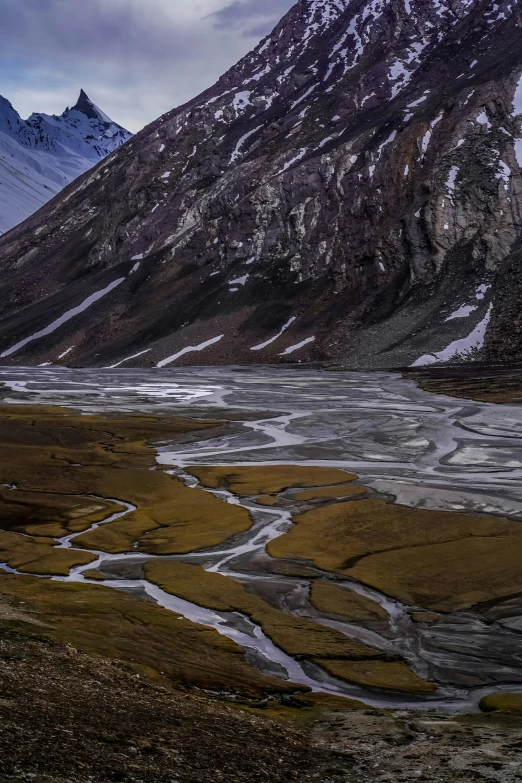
[0,0,520,368]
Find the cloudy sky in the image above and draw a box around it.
[0,0,294,133]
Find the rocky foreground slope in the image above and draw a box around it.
[0,90,131,236]
[2,604,522,783]
[0,0,520,368]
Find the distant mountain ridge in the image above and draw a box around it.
[0,0,520,368]
[0,90,132,235]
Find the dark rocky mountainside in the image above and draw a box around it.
[0,0,520,368]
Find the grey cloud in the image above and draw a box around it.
[0,1,193,67]
[241,22,279,38]
[0,0,295,132]
[211,0,292,29]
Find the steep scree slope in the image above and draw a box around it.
[0,90,132,236]
[0,0,520,368]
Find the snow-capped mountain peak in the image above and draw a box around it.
[0,96,24,137]
[70,89,113,123]
[25,90,132,162]
[0,91,132,235]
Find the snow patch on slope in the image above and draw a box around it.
[412,306,493,366]
[0,277,127,359]
[515,139,522,167]
[279,336,316,355]
[512,74,522,116]
[0,259,141,359]
[157,335,224,368]
[251,317,297,351]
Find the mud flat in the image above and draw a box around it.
[404,361,522,403]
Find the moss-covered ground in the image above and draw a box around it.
[310,581,389,622]
[293,483,366,502]
[268,497,522,612]
[480,693,522,713]
[187,465,355,496]
[0,405,251,561]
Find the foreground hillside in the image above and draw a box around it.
[0,621,323,783]
[2,605,522,782]
[0,0,520,368]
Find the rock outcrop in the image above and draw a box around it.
[0,0,520,368]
